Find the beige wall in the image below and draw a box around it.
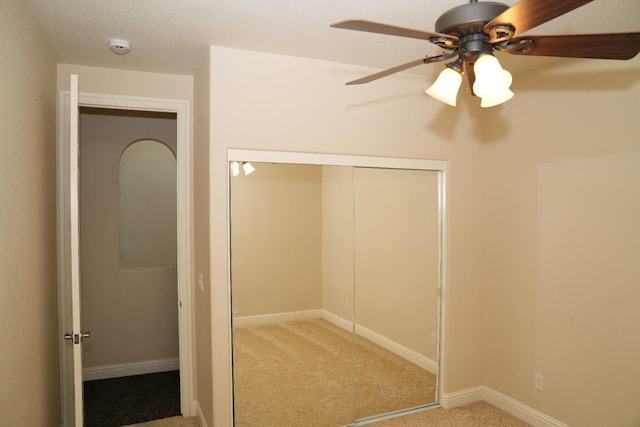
[79,111,179,368]
[57,64,193,101]
[321,166,355,321]
[481,58,640,426]
[193,55,213,423]
[231,163,323,316]
[210,45,485,425]
[0,0,58,425]
[353,168,440,359]
[320,166,440,360]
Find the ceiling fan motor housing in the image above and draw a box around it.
[435,2,510,61]
[435,2,509,36]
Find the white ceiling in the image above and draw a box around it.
[26,0,640,79]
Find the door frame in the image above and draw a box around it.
[57,91,195,425]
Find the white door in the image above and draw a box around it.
[63,73,89,426]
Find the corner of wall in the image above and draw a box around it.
[0,0,59,425]
[192,53,214,425]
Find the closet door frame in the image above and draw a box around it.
[227,148,449,422]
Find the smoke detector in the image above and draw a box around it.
[108,38,131,55]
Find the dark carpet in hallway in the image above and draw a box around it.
[83,370,181,427]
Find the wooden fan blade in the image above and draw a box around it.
[484,0,594,39]
[345,58,428,85]
[331,19,458,42]
[507,33,640,60]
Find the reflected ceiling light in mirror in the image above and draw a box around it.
[230,161,256,176]
[425,61,463,107]
[230,161,240,176]
[242,162,256,175]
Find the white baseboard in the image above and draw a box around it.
[442,386,569,427]
[355,323,438,374]
[235,309,323,326]
[83,357,179,381]
[194,401,208,427]
[321,309,353,331]
[440,386,485,409]
[321,310,437,375]
[483,387,569,427]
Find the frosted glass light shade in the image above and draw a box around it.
[480,88,514,108]
[473,68,512,97]
[242,162,256,175]
[474,54,502,75]
[473,54,514,107]
[426,67,462,106]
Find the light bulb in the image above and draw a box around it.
[425,67,462,107]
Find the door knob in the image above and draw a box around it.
[63,331,91,344]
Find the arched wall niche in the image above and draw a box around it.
[119,139,177,270]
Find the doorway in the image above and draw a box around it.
[57,92,194,426]
[79,107,179,425]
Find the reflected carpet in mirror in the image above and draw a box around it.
[233,318,436,426]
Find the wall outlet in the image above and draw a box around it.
[431,332,437,346]
[535,373,544,391]
[345,299,350,309]
[198,272,205,292]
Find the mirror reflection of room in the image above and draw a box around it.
[230,162,441,426]
[352,167,440,420]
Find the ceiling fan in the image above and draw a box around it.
[331,0,640,107]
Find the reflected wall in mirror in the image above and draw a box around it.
[230,157,443,426]
[352,168,440,420]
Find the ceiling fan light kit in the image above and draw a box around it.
[479,85,514,108]
[472,54,514,107]
[331,0,640,108]
[425,66,463,106]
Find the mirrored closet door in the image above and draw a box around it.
[229,153,445,426]
[352,167,440,421]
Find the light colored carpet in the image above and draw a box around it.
[125,318,529,427]
[370,401,530,426]
[119,402,530,426]
[233,318,436,426]
[122,416,198,427]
